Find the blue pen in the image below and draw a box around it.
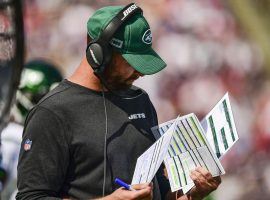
[115,178,135,191]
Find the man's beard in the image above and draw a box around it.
[102,63,139,91]
[103,73,134,91]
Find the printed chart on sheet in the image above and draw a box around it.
[152,114,225,192]
[131,118,178,185]
[200,93,238,159]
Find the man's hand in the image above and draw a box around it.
[188,167,221,200]
[103,183,153,200]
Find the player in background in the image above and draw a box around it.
[1,59,63,200]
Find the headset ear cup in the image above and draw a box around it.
[86,42,104,72]
[99,44,112,74]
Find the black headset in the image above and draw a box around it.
[86,4,144,196]
[86,3,142,77]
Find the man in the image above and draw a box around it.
[17,4,221,200]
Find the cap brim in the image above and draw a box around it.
[122,48,166,75]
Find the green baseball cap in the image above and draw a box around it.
[87,5,166,75]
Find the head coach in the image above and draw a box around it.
[16,3,221,200]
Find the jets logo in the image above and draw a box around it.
[142,29,152,44]
[128,113,146,120]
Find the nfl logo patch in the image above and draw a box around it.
[24,139,32,151]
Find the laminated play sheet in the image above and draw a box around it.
[131,117,178,185]
[151,93,237,193]
[157,114,225,192]
[200,93,238,159]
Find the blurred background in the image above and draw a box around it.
[2,0,270,199]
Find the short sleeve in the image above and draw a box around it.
[16,106,70,200]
